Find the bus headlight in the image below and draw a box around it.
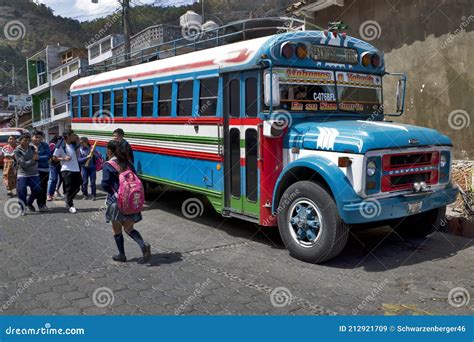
[367,160,377,177]
[440,154,447,168]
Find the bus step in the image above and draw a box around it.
[222,208,260,224]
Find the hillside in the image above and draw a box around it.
[0,0,295,95]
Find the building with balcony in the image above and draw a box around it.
[26,46,88,139]
[87,34,124,66]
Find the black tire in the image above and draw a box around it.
[390,206,446,237]
[277,181,349,263]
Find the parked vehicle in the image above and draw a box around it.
[0,128,27,167]
[70,21,457,263]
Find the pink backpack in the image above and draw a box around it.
[94,152,104,172]
[107,160,144,215]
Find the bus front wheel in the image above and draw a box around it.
[277,181,349,263]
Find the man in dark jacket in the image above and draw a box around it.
[113,128,134,163]
[32,130,51,211]
[14,133,41,215]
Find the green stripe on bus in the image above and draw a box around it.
[74,129,220,145]
[139,174,222,197]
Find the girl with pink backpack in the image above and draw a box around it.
[101,140,151,263]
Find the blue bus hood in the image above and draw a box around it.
[286,120,452,154]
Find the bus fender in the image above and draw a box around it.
[271,155,360,215]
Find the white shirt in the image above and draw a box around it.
[53,143,80,172]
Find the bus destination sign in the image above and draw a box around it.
[310,45,358,65]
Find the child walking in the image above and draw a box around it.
[101,140,150,263]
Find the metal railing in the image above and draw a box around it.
[81,17,321,76]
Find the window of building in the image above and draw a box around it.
[158,83,172,116]
[198,77,218,116]
[126,88,138,117]
[90,44,100,59]
[114,90,123,117]
[101,39,111,53]
[81,94,90,117]
[141,86,154,117]
[245,77,258,118]
[177,80,194,116]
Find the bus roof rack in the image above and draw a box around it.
[81,17,322,77]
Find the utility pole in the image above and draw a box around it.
[122,0,131,66]
[92,0,131,65]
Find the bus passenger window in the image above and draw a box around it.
[198,77,218,116]
[245,77,258,118]
[127,88,138,117]
[229,79,240,118]
[177,80,194,116]
[102,92,111,115]
[141,86,154,117]
[81,94,90,117]
[114,90,123,117]
[92,93,100,116]
[158,83,172,116]
[71,96,79,117]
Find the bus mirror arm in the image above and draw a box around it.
[384,72,407,117]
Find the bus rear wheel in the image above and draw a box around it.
[277,181,349,263]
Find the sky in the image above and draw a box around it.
[36,0,196,21]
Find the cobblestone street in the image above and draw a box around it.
[0,174,472,316]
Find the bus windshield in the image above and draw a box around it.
[274,68,382,115]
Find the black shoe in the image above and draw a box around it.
[26,204,36,212]
[140,243,151,263]
[7,191,13,197]
[112,254,127,262]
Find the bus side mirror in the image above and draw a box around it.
[264,72,280,107]
[384,73,407,117]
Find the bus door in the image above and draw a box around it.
[223,71,260,220]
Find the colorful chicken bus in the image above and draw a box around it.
[70,28,458,263]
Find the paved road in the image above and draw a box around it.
[0,174,472,316]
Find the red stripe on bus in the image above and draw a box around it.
[71,48,250,91]
[72,117,223,125]
[92,140,222,162]
[229,118,261,125]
